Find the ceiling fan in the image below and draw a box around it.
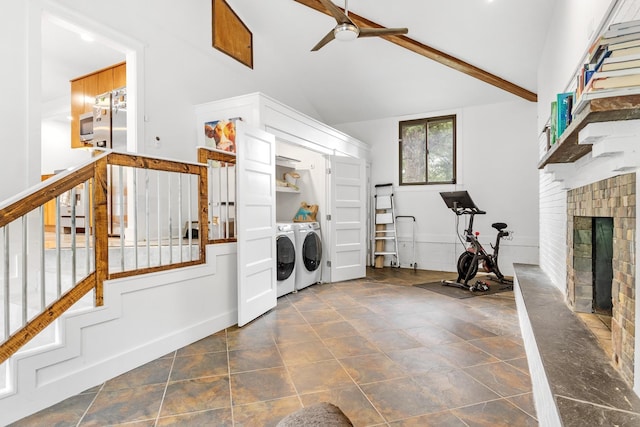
[311,0,408,51]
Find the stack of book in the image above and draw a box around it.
[573,19,640,115]
[549,91,573,145]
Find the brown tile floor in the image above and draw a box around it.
[10,268,537,426]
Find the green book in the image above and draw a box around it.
[550,101,558,146]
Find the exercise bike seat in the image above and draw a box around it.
[492,222,508,231]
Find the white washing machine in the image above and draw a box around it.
[294,222,322,291]
[276,222,296,297]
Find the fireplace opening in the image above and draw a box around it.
[592,217,613,316]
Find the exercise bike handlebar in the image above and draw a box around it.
[451,207,486,216]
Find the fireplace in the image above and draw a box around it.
[571,216,613,315]
[567,173,636,386]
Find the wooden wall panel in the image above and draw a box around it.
[212,0,253,68]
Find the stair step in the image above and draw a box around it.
[374,251,398,256]
[375,237,396,240]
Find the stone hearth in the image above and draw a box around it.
[567,173,636,386]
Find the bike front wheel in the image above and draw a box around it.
[457,251,478,281]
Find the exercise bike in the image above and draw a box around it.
[439,191,513,291]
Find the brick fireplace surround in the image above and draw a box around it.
[567,173,636,386]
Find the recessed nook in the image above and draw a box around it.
[567,173,636,386]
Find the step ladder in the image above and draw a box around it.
[373,183,399,268]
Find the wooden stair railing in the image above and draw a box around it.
[0,150,217,364]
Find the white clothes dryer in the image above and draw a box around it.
[276,222,296,297]
[294,222,322,291]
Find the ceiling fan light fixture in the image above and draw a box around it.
[334,23,359,41]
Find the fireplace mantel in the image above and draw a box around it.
[538,95,640,169]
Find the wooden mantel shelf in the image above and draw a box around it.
[538,94,640,169]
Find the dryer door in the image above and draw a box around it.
[302,231,322,272]
[277,235,296,281]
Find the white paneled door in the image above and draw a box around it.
[236,122,276,327]
[330,155,366,282]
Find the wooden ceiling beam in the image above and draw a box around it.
[294,0,537,102]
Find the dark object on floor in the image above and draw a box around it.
[414,280,512,299]
[276,402,353,426]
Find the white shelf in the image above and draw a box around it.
[276,186,300,193]
[276,155,300,168]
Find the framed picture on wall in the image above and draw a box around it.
[203,117,241,153]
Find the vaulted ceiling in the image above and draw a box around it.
[42,0,557,126]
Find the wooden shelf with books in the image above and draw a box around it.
[538,93,640,169]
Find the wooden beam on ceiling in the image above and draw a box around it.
[294,0,537,102]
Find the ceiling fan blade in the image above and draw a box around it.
[311,28,336,51]
[358,27,408,38]
[316,0,354,25]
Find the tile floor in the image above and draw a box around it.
[10,268,537,426]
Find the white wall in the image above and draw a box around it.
[41,119,93,174]
[338,100,540,275]
[0,1,33,200]
[536,0,635,289]
[536,0,640,395]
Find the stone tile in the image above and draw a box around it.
[170,351,228,381]
[175,331,227,356]
[435,318,498,341]
[468,335,526,361]
[288,294,331,311]
[277,339,334,366]
[272,323,318,344]
[103,358,173,391]
[230,367,297,406]
[229,345,283,373]
[508,393,538,420]
[386,346,453,375]
[361,377,445,422]
[451,399,538,427]
[403,324,463,346]
[299,385,385,426]
[388,410,467,426]
[556,396,640,427]
[348,314,396,333]
[80,384,165,426]
[156,407,233,426]
[311,320,359,339]
[287,360,355,394]
[430,340,499,368]
[232,396,302,427]
[298,308,343,324]
[412,367,501,409]
[386,313,438,329]
[362,329,423,352]
[464,362,532,398]
[160,376,230,416]
[323,335,380,358]
[505,357,531,375]
[261,308,306,327]
[339,353,408,384]
[16,268,536,427]
[10,393,96,427]
[226,325,275,351]
[320,295,360,309]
